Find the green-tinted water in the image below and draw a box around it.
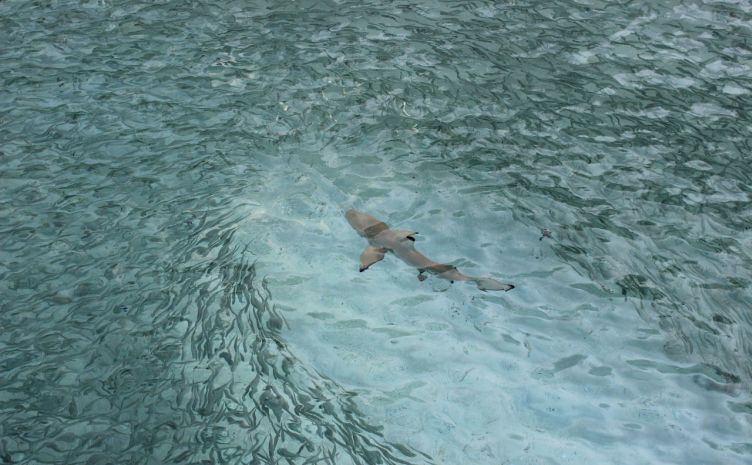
[1,1,750,464]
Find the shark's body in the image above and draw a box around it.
[345,209,514,292]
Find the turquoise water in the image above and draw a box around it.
[1,0,751,463]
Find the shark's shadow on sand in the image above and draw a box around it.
[346,209,514,292]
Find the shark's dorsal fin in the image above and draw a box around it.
[392,230,418,242]
[359,246,387,272]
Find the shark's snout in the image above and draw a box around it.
[345,209,364,230]
[346,209,389,238]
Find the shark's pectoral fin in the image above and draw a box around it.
[392,230,418,242]
[359,246,387,272]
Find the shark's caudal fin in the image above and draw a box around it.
[474,277,515,292]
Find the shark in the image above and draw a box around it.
[345,209,514,292]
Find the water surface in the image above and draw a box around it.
[1,1,751,464]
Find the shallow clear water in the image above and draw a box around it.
[1,0,751,464]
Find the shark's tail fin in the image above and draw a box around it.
[474,277,514,292]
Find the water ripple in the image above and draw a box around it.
[2,0,751,464]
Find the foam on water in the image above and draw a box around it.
[1,1,751,464]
